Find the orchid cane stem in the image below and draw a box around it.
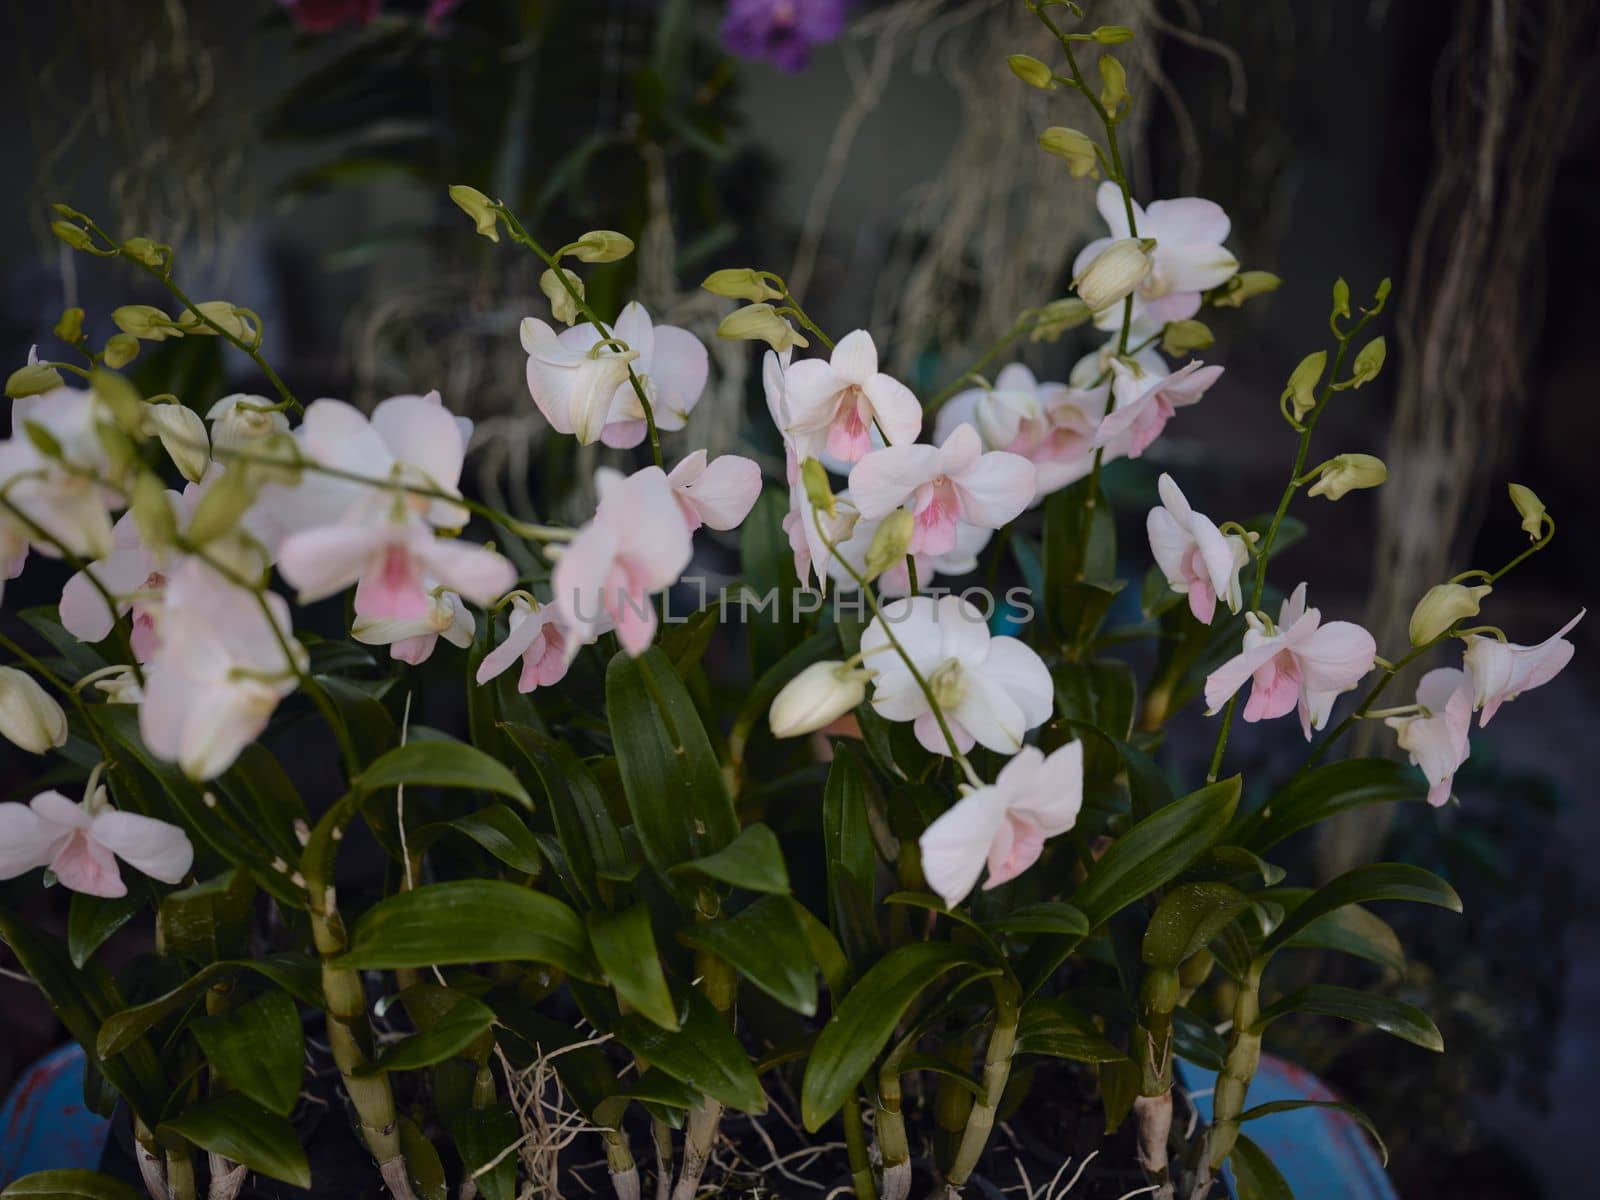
[945,980,1021,1191]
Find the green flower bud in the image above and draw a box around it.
[1507,483,1546,541]
[716,303,809,352]
[1348,336,1386,388]
[90,369,146,434]
[130,470,178,552]
[1307,453,1387,500]
[1409,583,1492,645]
[121,237,169,270]
[1038,126,1099,177]
[801,458,836,517]
[1331,277,1351,321]
[1007,54,1055,90]
[1029,297,1093,342]
[1090,25,1135,43]
[186,465,259,546]
[448,185,500,243]
[54,307,85,345]
[102,334,140,369]
[1161,319,1214,356]
[1282,350,1326,422]
[566,230,634,263]
[113,304,179,341]
[540,267,584,326]
[176,301,252,341]
[864,508,915,580]
[142,402,211,484]
[1098,54,1129,112]
[1209,270,1282,309]
[51,220,95,252]
[21,420,63,461]
[5,361,64,399]
[701,268,782,303]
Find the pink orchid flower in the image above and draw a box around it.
[1146,473,1248,624]
[1204,582,1377,738]
[353,588,475,666]
[666,450,763,532]
[0,788,193,898]
[919,742,1084,907]
[827,505,990,597]
[524,303,706,449]
[139,560,306,781]
[1463,609,1584,726]
[553,466,694,656]
[276,395,514,619]
[1386,667,1474,807]
[848,423,1036,557]
[781,330,922,464]
[784,484,858,593]
[936,364,1103,499]
[475,596,575,694]
[861,594,1052,756]
[1093,358,1224,460]
[0,388,122,560]
[1073,181,1239,331]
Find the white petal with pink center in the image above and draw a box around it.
[860,594,1051,756]
[1093,358,1223,460]
[1146,473,1247,624]
[59,490,194,659]
[553,466,694,656]
[1386,667,1474,807]
[1463,609,1584,726]
[1073,182,1239,331]
[0,787,193,898]
[781,330,922,465]
[353,588,475,665]
[475,596,576,694]
[666,450,763,532]
[848,423,1035,558]
[1204,582,1376,739]
[919,742,1084,906]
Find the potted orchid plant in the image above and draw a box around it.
[0,4,1580,1199]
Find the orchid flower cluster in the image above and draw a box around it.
[0,7,1581,1200]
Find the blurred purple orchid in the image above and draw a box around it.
[277,0,464,33]
[722,0,848,72]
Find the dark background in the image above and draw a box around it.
[1,2,1596,1196]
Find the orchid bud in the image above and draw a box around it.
[1090,25,1135,43]
[54,307,85,345]
[1307,453,1387,501]
[1507,483,1546,541]
[186,466,259,546]
[1161,319,1214,356]
[130,471,178,551]
[5,359,64,399]
[1007,54,1055,90]
[701,268,783,303]
[1210,270,1282,309]
[1331,277,1351,321]
[102,334,140,369]
[1029,297,1093,342]
[177,302,252,341]
[91,369,147,434]
[0,667,68,754]
[1282,351,1326,422]
[567,230,634,263]
[1409,583,1492,645]
[540,268,584,326]
[801,458,836,517]
[1038,126,1099,177]
[769,661,870,738]
[92,665,144,705]
[865,509,915,579]
[51,220,96,252]
[121,237,168,270]
[1098,54,1129,112]
[142,402,211,483]
[448,185,500,242]
[1072,238,1153,313]
[113,305,179,341]
[716,303,809,352]
[1348,336,1386,388]
[206,395,291,455]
